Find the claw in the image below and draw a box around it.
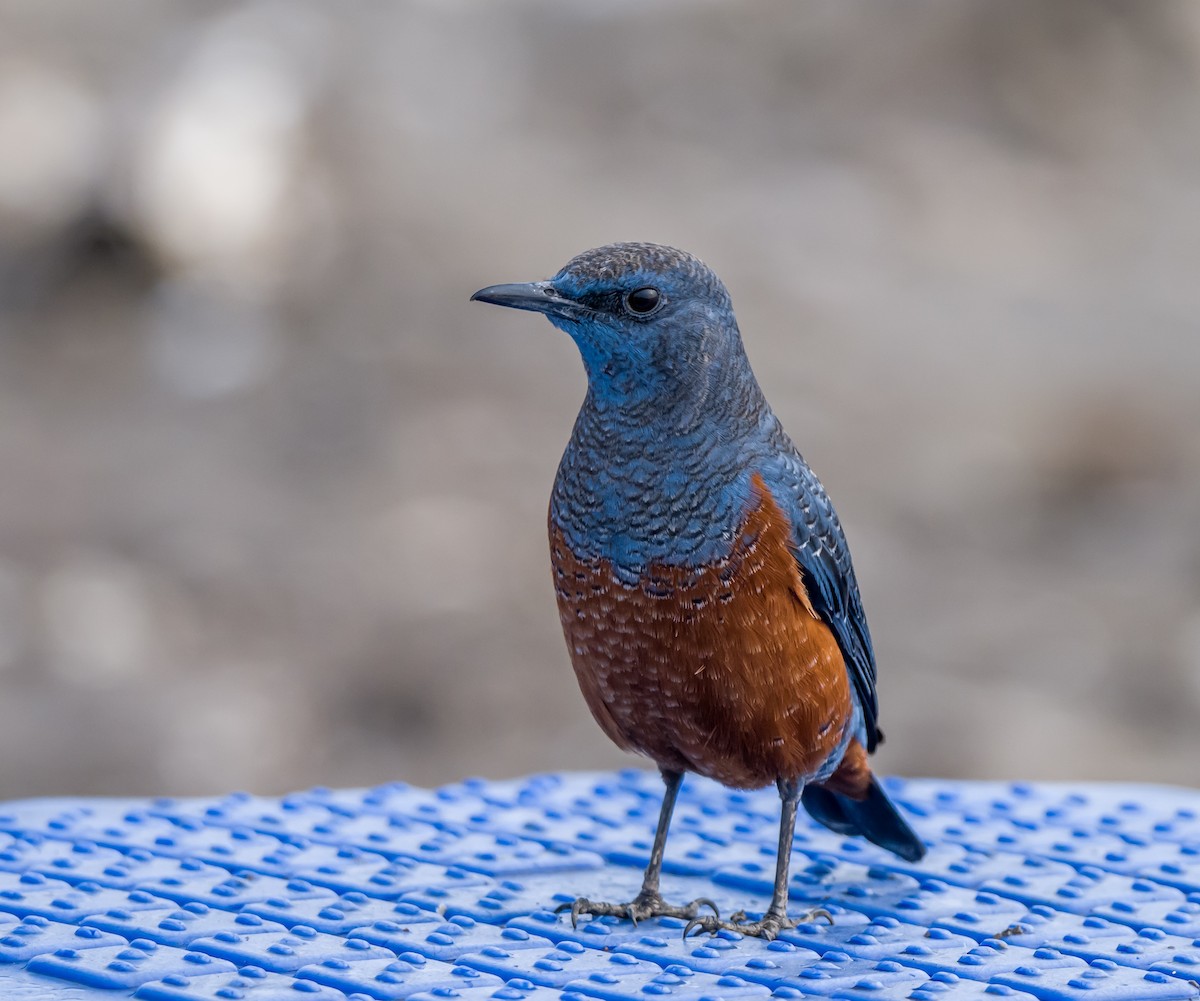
[679,897,725,939]
[552,892,722,931]
[553,898,588,929]
[790,906,834,927]
[679,905,826,942]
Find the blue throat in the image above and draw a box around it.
[549,314,786,581]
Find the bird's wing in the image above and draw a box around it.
[767,449,881,753]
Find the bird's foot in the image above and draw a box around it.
[684,906,833,942]
[556,890,719,928]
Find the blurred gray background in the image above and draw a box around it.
[1,1,1197,800]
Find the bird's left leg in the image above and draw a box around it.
[557,769,718,927]
[684,777,831,941]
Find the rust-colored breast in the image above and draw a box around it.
[549,474,853,789]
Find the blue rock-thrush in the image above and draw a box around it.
[472,242,925,939]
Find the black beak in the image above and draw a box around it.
[470,281,581,319]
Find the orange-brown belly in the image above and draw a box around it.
[549,476,852,789]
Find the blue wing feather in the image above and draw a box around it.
[764,439,881,754]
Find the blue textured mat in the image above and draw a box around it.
[0,773,1198,999]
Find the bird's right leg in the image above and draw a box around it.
[683,777,831,940]
[557,769,719,927]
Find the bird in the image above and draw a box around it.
[471,242,925,940]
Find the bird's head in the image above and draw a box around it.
[472,242,746,409]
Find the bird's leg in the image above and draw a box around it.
[684,778,831,941]
[557,769,718,927]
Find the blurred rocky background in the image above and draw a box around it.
[0,0,1197,799]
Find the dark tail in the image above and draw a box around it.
[802,776,926,863]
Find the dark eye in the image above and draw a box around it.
[624,287,661,315]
